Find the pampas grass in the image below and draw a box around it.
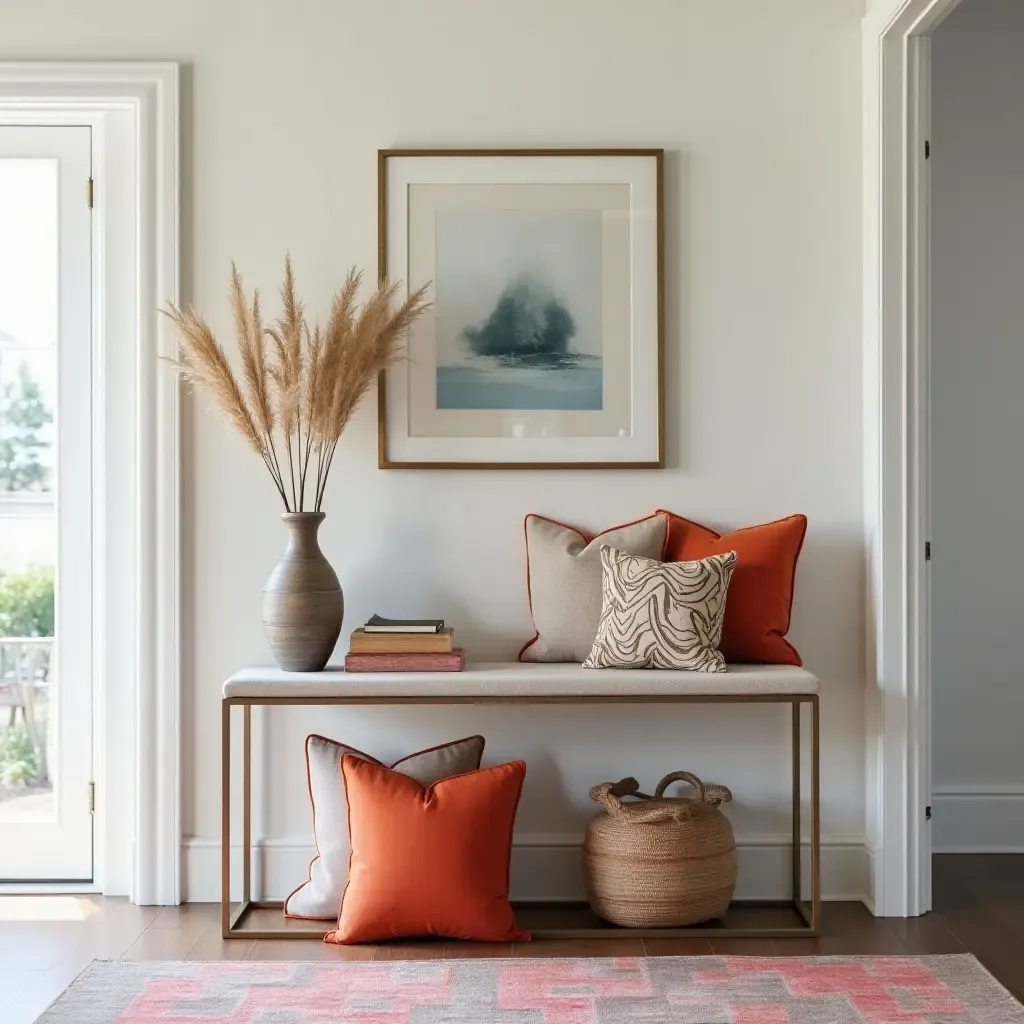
[163,258,431,511]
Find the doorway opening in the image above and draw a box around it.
[926,0,1024,920]
[865,0,1024,919]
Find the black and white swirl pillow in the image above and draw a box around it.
[583,545,737,672]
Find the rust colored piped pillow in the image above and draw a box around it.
[659,511,807,666]
[326,756,529,944]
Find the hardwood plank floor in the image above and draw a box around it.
[0,855,1019,1023]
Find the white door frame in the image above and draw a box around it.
[862,0,962,917]
[0,63,180,904]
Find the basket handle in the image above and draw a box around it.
[654,772,732,806]
[702,783,733,806]
[589,777,641,815]
[590,777,697,824]
[654,771,706,802]
[655,770,704,802]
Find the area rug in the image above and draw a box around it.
[35,955,1022,1023]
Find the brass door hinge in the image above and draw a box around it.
[86,177,94,210]
[88,781,95,815]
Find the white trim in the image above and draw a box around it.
[908,31,933,919]
[0,63,181,905]
[182,833,872,906]
[905,31,932,918]
[0,882,102,896]
[862,0,962,917]
[862,841,878,916]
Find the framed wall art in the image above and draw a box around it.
[378,148,664,469]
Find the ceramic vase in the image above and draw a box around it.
[262,512,343,672]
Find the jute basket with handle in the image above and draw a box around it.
[583,771,737,928]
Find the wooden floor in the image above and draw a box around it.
[0,855,1019,1023]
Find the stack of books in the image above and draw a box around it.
[344,615,464,673]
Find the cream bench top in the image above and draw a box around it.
[222,662,819,699]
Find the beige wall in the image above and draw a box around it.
[2,0,867,899]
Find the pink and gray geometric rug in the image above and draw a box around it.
[35,955,1023,1023]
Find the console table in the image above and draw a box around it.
[221,662,820,940]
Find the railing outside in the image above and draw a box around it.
[0,636,52,788]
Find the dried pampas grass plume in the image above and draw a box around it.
[162,259,431,511]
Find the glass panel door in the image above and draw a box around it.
[0,125,92,880]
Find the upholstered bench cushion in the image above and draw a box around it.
[223,662,819,699]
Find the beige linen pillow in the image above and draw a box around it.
[584,546,737,672]
[284,733,485,920]
[519,513,668,663]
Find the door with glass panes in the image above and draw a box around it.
[0,125,93,880]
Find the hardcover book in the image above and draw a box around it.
[363,615,445,634]
[344,650,465,673]
[349,628,454,654]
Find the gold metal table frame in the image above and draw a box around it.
[221,692,820,940]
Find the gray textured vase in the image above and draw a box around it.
[262,512,343,672]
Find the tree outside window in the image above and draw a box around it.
[0,360,52,493]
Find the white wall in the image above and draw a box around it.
[930,0,1024,853]
[2,0,868,901]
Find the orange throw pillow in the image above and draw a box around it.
[325,756,529,944]
[660,511,807,666]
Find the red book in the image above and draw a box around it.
[344,650,465,673]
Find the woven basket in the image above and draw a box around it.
[583,771,737,928]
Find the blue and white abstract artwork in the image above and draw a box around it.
[434,208,603,411]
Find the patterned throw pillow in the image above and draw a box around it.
[583,546,737,672]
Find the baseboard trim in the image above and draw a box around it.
[184,833,871,905]
[934,845,1024,854]
[932,787,1024,853]
[861,840,877,915]
[933,784,1024,798]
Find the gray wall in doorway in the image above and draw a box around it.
[931,0,1024,851]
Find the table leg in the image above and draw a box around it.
[243,703,252,905]
[792,700,802,904]
[811,695,821,931]
[221,700,231,938]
